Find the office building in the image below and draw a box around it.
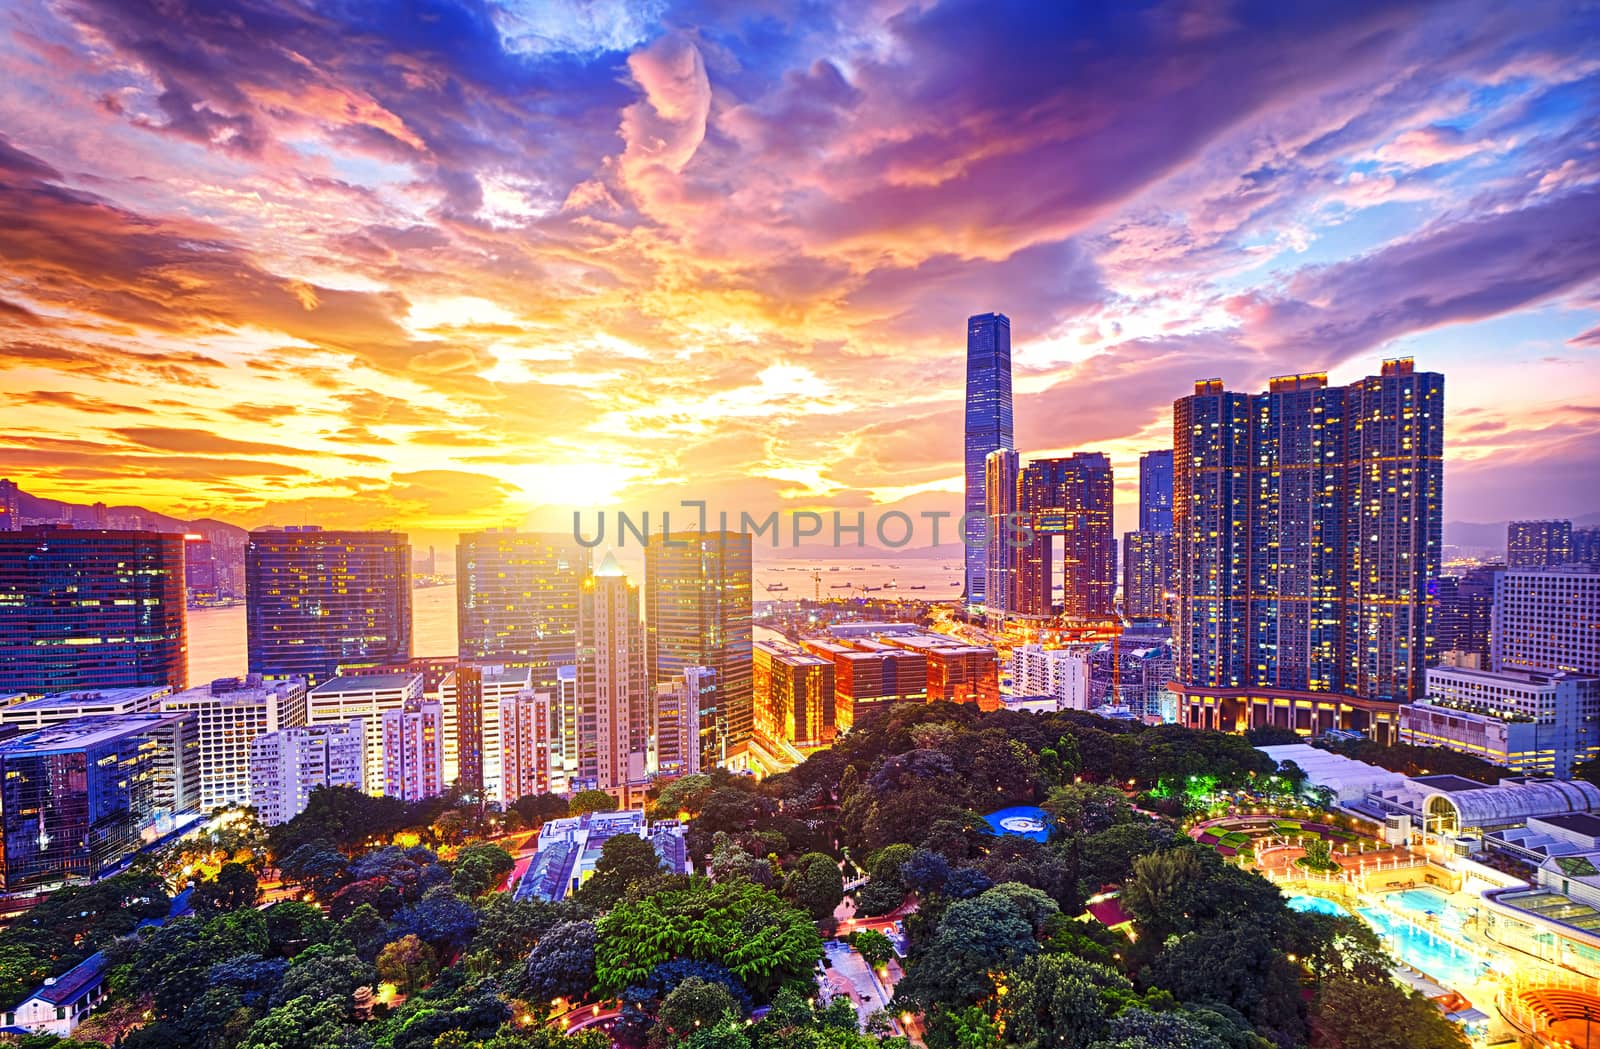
[0,528,187,694]
[382,698,445,802]
[1010,644,1089,710]
[245,526,411,684]
[964,312,1014,603]
[578,554,648,792]
[161,676,308,811]
[645,530,752,765]
[1401,666,1600,778]
[1173,359,1443,736]
[1508,520,1573,568]
[753,640,835,749]
[656,666,712,777]
[306,672,423,795]
[1431,563,1499,665]
[500,688,554,804]
[799,639,927,732]
[984,449,1022,614]
[249,722,365,826]
[0,713,200,892]
[1494,564,1600,676]
[0,686,171,732]
[1138,449,1174,534]
[1122,530,1173,621]
[873,631,999,710]
[456,530,588,678]
[1020,453,1115,617]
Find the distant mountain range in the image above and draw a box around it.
[5,480,247,544]
[1445,512,1600,552]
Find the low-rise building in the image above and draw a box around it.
[1010,644,1089,710]
[799,639,925,731]
[0,686,172,732]
[513,810,689,902]
[3,952,109,1036]
[1400,666,1600,778]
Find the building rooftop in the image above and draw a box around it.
[0,712,192,755]
[1537,813,1600,838]
[30,952,108,1006]
[164,677,306,704]
[9,686,171,712]
[309,673,422,695]
[1410,774,1492,793]
[1428,665,1598,687]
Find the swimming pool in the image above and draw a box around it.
[1286,893,1348,917]
[1357,905,1489,989]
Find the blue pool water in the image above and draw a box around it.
[1383,887,1465,928]
[1286,893,1348,916]
[1358,906,1489,989]
[982,806,1050,843]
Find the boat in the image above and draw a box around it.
[863,586,882,592]
[884,580,898,590]
[829,567,841,572]
[948,582,960,587]
[910,585,927,590]
[766,583,789,592]
[851,566,864,571]
[830,582,850,590]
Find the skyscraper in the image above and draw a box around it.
[500,688,554,804]
[245,526,411,683]
[249,722,365,826]
[645,530,752,767]
[161,675,308,811]
[655,666,713,777]
[456,530,588,680]
[1173,359,1443,733]
[1431,563,1500,665]
[382,698,445,802]
[1020,453,1115,617]
[984,449,1021,614]
[964,312,1013,603]
[578,553,648,791]
[1507,520,1573,568]
[0,527,187,694]
[1123,450,1176,619]
[1138,449,1174,534]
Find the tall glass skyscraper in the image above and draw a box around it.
[964,312,1013,603]
[1019,453,1115,618]
[245,527,412,685]
[456,529,588,680]
[645,530,753,767]
[0,527,187,694]
[577,553,648,790]
[1173,359,1443,707]
[1138,449,1174,534]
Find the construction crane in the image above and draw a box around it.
[813,570,822,603]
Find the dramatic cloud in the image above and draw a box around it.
[0,0,1595,546]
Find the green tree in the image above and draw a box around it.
[653,774,716,819]
[852,928,895,967]
[655,976,743,1043]
[452,842,516,898]
[376,933,436,994]
[996,952,1130,1049]
[575,833,666,909]
[1121,848,1205,939]
[525,919,597,1001]
[594,879,822,1000]
[193,861,260,915]
[570,790,619,816]
[786,852,844,922]
[894,887,1039,1012]
[236,994,366,1049]
[1313,975,1467,1049]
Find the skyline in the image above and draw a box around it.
[1,1,1599,552]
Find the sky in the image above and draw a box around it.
[1,0,1598,552]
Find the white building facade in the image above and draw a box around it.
[161,676,308,810]
[249,721,366,825]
